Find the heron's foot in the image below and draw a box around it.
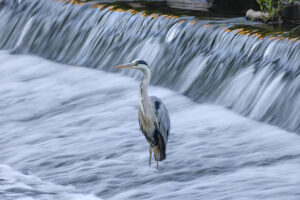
[156,161,158,169]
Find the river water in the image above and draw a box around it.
[1,51,300,200]
[0,0,300,200]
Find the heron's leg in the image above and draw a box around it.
[153,146,159,169]
[149,144,152,166]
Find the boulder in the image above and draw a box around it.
[246,9,269,21]
[167,0,260,13]
[166,0,210,11]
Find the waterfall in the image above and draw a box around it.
[0,0,299,132]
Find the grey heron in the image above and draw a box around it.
[115,59,170,169]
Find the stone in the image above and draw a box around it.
[166,0,210,11]
[246,9,269,21]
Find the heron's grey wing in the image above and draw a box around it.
[150,96,170,146]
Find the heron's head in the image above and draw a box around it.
[114,59,149,71]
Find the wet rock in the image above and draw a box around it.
[166,0,260,13]
[246,9,269,22]
[166,0,210,11]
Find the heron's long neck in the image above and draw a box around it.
[139,68,152,117]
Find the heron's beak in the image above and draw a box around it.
[114,63,134,69]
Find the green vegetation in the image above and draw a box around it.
[256,0,295,21]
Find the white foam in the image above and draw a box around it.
[0,164,102,200]
[1,51,300,200]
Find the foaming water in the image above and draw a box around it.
[1,51,300,199]
[0,165,101,200]
[0,0,299,132]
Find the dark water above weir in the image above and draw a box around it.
[0,1,300,199]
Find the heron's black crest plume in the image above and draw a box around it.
[136,60,148,66]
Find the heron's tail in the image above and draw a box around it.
[154,135,166,161]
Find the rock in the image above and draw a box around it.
[164,0,261,13]
[246,9,269,21]
[166,0,210,11]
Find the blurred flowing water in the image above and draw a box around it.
[0,0,300,200]
[1,0,300,132]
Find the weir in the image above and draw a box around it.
[0,0,299,133]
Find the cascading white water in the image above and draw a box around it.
[1,0,300,199]
[1,50,300,200]
[0,0,299,132]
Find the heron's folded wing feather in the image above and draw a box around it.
[150,96,170,145]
